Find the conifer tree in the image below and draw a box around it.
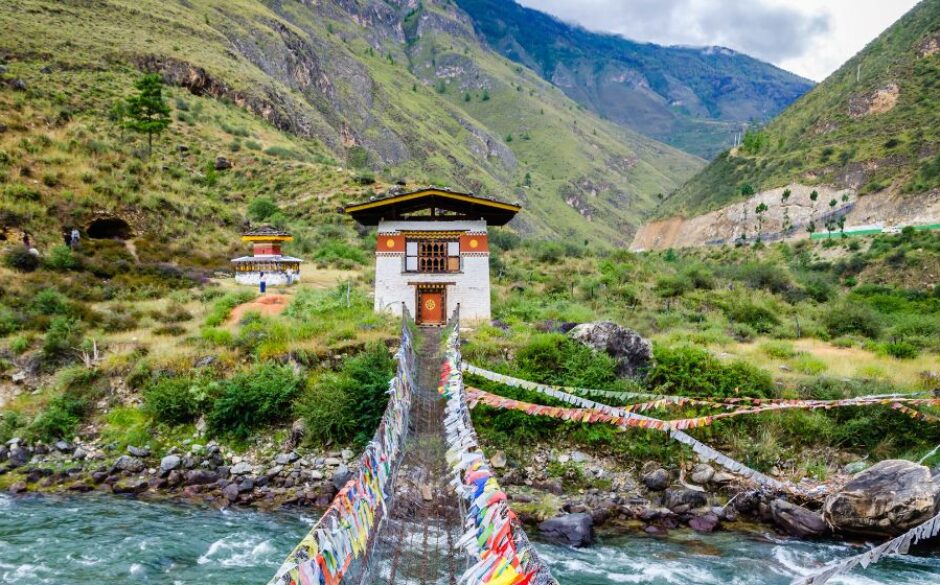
[125,74,171,156]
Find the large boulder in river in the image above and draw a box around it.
[770,499,828,538]
[568,321,652,378]
[538,513,593,547]
[824,459,940,537]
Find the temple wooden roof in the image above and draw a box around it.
[342,187,521,226]
[241,225,293,242]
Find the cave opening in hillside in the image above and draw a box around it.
[86,217,133,240]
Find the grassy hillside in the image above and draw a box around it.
[667,0,940,216]
[457,0,813,159]
[0,0,701,244]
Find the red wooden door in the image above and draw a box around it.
[418,291,444,325]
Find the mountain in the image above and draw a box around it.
[455,0,814,159]
[0,0,703,246]
[664,0,940,219]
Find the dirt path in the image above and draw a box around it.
[226,294,290,325]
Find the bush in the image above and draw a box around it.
[42,316,81,360]
[314,240,367,266]
[45,245,80,271]
[514,334,620,388]
[208,363,304,439]
[0,411,26,443]
[648,344,772,397]
[29,369,103,441]
[144,375,219,424]
[297,343,395,446]
[247,196,279,221]
[0,305,20,336]
[723,300,780,333]
[883,340,919,359]
[3,247,39,272]
[30,289,71,316]
[823,302,882,339]
[205,291,256,327]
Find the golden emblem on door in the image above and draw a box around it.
[424,299,436,310]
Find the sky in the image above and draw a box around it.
[517,0,920,81]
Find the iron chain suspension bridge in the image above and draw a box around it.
[268,308,940,585]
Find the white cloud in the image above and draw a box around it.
[517,0,919,81]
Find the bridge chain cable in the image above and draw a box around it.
[441,312,559,585]
[267,313,417,585]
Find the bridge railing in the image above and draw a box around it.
[441,307,559,585]
[267,308,417,585]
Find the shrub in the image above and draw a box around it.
[145,375,219,424]
[0,411,26,443]
[723,300,780,333]
[648,344,773,397]
[247,196,279,221]
[208,363,304,439]
[513,334,620,388]
[883,340,919,359]
[29,289,71,316]
[297,343,395,446]
[823,302,882,338]
[45,245,80,270]
[654,275,690,298]
[3,247,39,272]
[205,291,256,327]
[42,316,81,359]
[314,240,367,266]
[0,305,20,336]
[29,370,103,441]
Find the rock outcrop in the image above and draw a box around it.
[824,459,940,537]
[568,321,652,377]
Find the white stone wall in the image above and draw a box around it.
[235,272,299,286]
[378,220,487,233]
[374,220,491,323]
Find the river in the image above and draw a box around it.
[1,494,938,584]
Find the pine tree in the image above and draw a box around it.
[124,74,171,157]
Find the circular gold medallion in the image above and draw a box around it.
[424,299,436,310]
[385,238,395,249]
[469,239,479,249]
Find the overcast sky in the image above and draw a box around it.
[518,0,920,81]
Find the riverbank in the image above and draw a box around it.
[0,434,836,542]
[3,492,940,585]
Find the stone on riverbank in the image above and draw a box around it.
[770,499,828,538]
[538,512,593,547]
[642,468,669,491]
[824,459,940,537]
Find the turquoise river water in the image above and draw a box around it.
[1,494,939,584]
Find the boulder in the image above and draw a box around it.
[184,469,219,486]
[569,450,591,463]
[54,440,72,453]
[824,459,940,537]
[538,513,593,547]
[8,481,27,494]
[230,461,253,476]
[567,321,652,377]
[770,499,828,538]
[112,455,145,473]
[160,455,182,475]
[663,488,707,513]
[331,464,352,490]
[112,479,149,495]
[72,447,88,461]
[223,482,240,503]
[490,451,507,469]
[690,464,715,485]
[642,468,669,491]
[214,156,232,170]
[127,446,151,458]
[689,512,720,533]
[8,446,30,468]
